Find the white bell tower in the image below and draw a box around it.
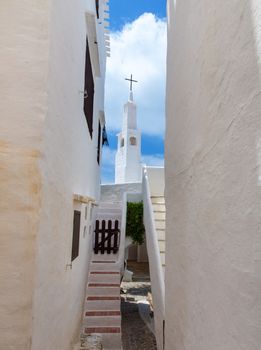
[115,75,142,184]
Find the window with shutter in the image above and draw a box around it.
[95,0,99,18]
[97,122,101,164]
[83,37,94,138]
[71,210,81,262]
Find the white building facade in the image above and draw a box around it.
[115,91,142,183]
[0,1,109,349]
[165,1,261,349]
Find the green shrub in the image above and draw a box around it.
[126,202,145,245]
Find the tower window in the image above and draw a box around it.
[130,136,137,146]
[83,37,94,138]
[121,138,124,147]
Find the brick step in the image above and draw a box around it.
[86,298,120,311]
[85,311,121,316]
[89,271,121,284]
[83,315,121,327]
[90,262,119,272]
[87,286,120,296]
[91,253,119,262]
[85,327,121,334]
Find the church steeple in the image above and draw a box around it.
[115,76,142,184]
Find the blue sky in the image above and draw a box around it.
[109,0,167,31]
[101,1,167,183]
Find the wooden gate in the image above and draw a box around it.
[94,219,120,254]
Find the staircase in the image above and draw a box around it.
[80,203,123,350]
[151,196,166,276]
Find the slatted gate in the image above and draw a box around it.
[94,219,120,254]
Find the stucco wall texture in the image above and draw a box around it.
[0,1,104,349]
[166,1,261,349]
[0,1,49,348]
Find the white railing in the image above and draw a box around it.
[143,168,165,350]
[116,192,127,274]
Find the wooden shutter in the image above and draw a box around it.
[71,210,81,262]
[97,122,101,164]
[83,37,94,138]
[95,0,99,18]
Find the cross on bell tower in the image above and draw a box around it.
[125,74,138,101]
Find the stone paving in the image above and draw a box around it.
[121,281,157,350]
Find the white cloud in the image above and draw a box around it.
[105,13,167,136]
[142,154,164,167]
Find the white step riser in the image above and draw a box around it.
[158,241,165,252]
[154,212,166,220]
[85,300,120,311]
[83,316,121,327]
[155,220,165,230]
[95,219,122,226]
[91,254,119,262]
[152,203,165,212]
[87,287,120,296]
[151,196,165,204]
[90,264,119,272]
[89,274,121,284]
[97,208,122,216]
[157,230,165,241]
[98,203,122,209]
[160,253,165,265]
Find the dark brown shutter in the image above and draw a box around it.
[97,122,101,164]
[83,37,94,138]
[95,0,99,18]
[71,210,81,261]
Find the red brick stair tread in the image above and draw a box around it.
[88,283,120,287]
[85,311,121,316]
[92,261,116,263]
[90,271,120,275]
[85,327,121,334]
[87,296,120,301]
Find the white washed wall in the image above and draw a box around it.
[0,0,107,349]
[165,1,261,349]
[101,183,142,203]
[0,1,50,348]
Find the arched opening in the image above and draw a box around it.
[120,138,124,147]
[130,136,137,146]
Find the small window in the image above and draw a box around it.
[121,138,124,147]
[130,136,137,146]
[83,37,94,138]
[71,210,81,262]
